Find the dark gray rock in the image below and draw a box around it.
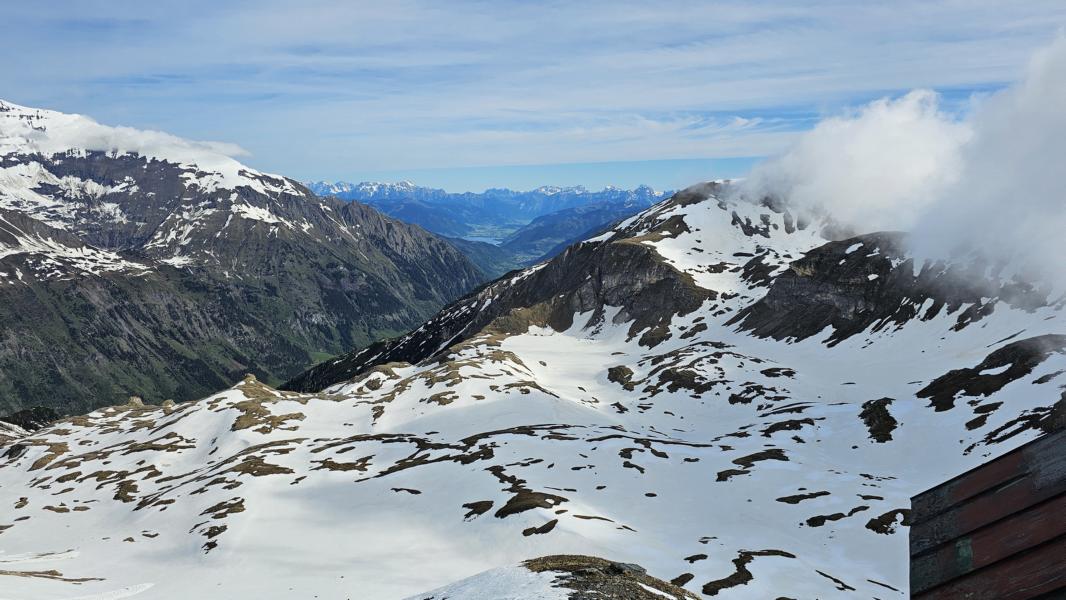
[729,232,1050,345]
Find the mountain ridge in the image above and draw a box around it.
[0,101,484,414]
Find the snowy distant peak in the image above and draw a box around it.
[525,183,667,199]
[353,180,437,195]
[308,180,416,194]
[305,180,354,194]
[533,184,588,195]
[308,180,663,199]
[0,99,299,196]
[305,180,449,202]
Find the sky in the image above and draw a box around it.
[2,1,1065,192]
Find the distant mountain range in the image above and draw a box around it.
[0,100,483,415]
[306,180,662,219]
[307,181,668,273]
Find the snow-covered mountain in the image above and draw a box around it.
[308,179,425,200]
[2,182,1061,599]
[0,100,483,415]
[306,181,657,205]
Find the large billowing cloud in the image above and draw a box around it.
[910,35,1066,283]
[736,35,1066,286]
[736,89,971,233]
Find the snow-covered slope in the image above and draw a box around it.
[0,99,478,278]
[1,184,1062,599]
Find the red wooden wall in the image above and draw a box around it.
[910,428,1065,599]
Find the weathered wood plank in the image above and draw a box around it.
[910,473,1066,555]
[912,429,1065,524]
[911,429,1066,599]
[913,536,1066,600]
[911,493,1066,594]
[910,430,1066,556]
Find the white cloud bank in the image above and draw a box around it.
[737,35,1066,285]
[737,90,971,232]
[912,35,1066,281]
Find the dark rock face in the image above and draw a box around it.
[729,232,1050,345]
[283,198,713,392]
[0,151,483,415]
[859,398,898,442]
[1,259,305,414]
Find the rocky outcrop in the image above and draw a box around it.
[523,555,700,600]
[0,406,59,431]
[729,232,1050,345]
[918,334,1066,411]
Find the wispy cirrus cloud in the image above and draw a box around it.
[1,1,1064,190]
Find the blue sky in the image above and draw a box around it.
[2,1,1064,192]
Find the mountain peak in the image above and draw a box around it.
[0,103,484,417]
[0,100,297,196]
